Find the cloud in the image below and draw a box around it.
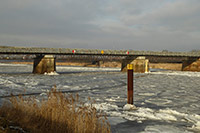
[0,0,199,51]
[118,0,200,30]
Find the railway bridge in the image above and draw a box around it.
[0,46,200,74]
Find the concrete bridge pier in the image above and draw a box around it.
[182,58,200,72]
[98,61,104,67]
[33,55,56,74]
[121,56,149,73]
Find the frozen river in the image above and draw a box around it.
[0,63,200,133]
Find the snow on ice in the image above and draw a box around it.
[0,63,200,132]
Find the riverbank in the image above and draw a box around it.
[0,60,182,71]
[0,89,110,133]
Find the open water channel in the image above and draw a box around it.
[0,62,200,133]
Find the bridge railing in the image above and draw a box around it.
[0,46,200,57]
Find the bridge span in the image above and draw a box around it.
[0,46,200,73]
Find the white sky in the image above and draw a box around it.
[0,0,199,51]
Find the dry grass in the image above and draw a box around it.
[149,63,182,71]
[0,89,110,133]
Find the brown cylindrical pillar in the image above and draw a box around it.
[127,64,133,104]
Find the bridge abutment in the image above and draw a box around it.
[121,56,149,73]
[33,55,56,74]
[182,58,200,72]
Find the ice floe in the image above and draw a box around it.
[44,71,59,75]
[151,71,200,77]
[123,104,137,111]
[89,102,200,132]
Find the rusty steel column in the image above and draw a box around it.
[127,64,133,104]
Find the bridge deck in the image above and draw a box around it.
[0,46,200,57]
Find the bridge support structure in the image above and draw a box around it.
[182,58,200,72]
[98,61,104,67]
[33,55,56,74]
[121,56,149,73]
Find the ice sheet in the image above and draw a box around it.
[0,63,200,132]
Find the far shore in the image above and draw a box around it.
[0,61,183,71]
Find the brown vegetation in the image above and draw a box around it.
[149,63,182,71]
[0,89,110,133]
[2,61,121,68]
